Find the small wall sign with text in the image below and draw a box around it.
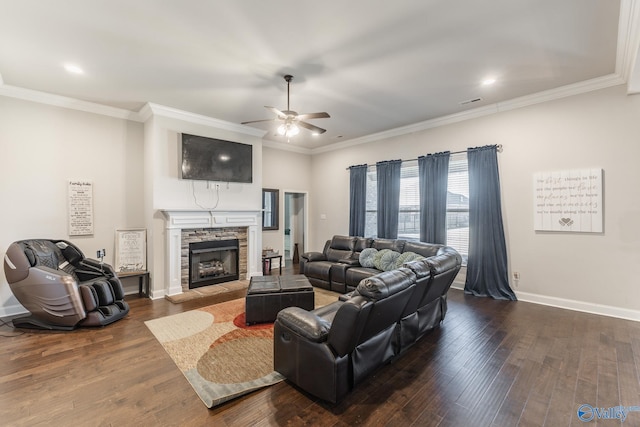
[68,180,94,236]
[533,168,603,233]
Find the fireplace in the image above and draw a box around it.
[188,239,239,288]
[162,210,261,297]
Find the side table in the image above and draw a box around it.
[117,270,150,297]
[262,254,283,275]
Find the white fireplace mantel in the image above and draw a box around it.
[161,210,262,296]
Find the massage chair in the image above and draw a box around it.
[3,239,130,330]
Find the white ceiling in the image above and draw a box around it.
[1,0,638,151]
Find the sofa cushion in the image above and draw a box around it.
[325,236,356,262]
[277,307,331,342]
[403,241,442,258]
[354,237,373,253]
[359,248,378,268]
[305,261,333,281]
[374,249,401,271]
[426,253,462,274]
[346,266,380,288]
[372,239,405,252]
[394,251,424,269]
[404,259,431,280]
[356,268,415,300]
[330,235,356,251]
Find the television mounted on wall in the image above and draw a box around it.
[180,133,253,183]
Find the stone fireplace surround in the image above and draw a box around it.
[162,210,261,296]
[182,230,243,291]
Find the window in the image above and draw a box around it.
[364,169,378,238]
[398,162,420,240]
[363,154,469,262]
[446,153,469,262]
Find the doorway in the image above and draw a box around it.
[284,192,307,263]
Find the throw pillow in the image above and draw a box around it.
[376,249,401,271]
[359,248,378,268]
[395,251,425,268]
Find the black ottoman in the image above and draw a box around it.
[245,275,314,325]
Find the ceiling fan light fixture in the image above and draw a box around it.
[277,123,300,137]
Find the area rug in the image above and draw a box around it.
[145,289,338,407]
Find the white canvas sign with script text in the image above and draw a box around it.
[533,169,603,232]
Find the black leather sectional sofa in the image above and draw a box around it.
[274,247,462,403]
[300,235,460,293]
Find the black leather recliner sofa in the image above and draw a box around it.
[3,239,130,330]
[300,235,459,293]
[274,248,461,403]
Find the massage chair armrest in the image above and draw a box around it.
[27,265,77,285]
[276,307,331,342]
[74,259,118,281]
[301,252,327,262]
[80,258,117,275]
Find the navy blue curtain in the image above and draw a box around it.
[349,164,368,237]
[418,151,450,244]
[376,160,402,239]
[465,145,516,300]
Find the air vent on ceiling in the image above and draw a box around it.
[459,97,483,105]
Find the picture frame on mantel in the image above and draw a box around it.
[114,229,147,273]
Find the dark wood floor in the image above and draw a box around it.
[1,266,639,426]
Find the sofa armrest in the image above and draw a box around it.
[301,252,327,262]
[276,307,331,342]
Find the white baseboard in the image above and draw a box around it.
[450,284,640,322]
[514,291,640,322]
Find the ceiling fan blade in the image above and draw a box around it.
[297,120,327,134]
[265,106,288,119]
[241,119,277,125]
[296,112,330,120]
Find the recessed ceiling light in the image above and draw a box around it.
[482,77,496,86]
[64,64,84,75]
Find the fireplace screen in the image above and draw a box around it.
[188,239,239,288]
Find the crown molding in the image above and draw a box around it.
[497,73,625,111]
[618,0,640,80]
[0,84,140,121]
[138,102,266,137]
[619,0,640,93]
[312,73,626,155]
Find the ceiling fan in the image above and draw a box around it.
[241,74,330,137]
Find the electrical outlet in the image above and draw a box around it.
[96,249,106,258]
[513,272,520,280]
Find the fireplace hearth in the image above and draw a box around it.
[189,239,239,288]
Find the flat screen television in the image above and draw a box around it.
[180,133,253,183]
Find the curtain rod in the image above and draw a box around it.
[346,144,503,170]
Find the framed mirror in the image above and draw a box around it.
[262,188,279,230]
